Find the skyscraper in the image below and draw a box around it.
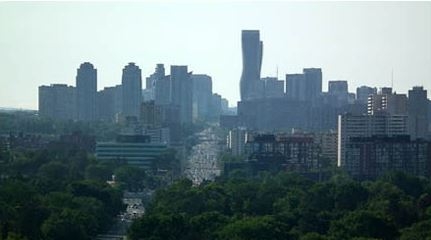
[76,62,97,121]
[303,68,322,103]
[286,68,322,102]
[191,74,213,121]
[122,62,142,118]
[240,30,263,101]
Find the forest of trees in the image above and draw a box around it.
[128,171,431,240]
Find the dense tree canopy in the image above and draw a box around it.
[129,171,431,240]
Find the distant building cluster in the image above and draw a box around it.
[223,30,431,180]
[38,62,232,145]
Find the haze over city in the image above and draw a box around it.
[0,1,430,110]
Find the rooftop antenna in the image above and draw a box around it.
[391,68,394,90]
[276,65,279,79]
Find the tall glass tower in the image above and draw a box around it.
[240,30,263,101]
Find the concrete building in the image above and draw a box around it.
[96,134,167,169]
[122,63,142,118]
[38,84,76,120]
[345,135,430,179]
[337,113,408,168]
[408,86,429,140]
[240,30,263,101]
[76,62,97,121]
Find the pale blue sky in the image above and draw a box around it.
[0,1,430,109]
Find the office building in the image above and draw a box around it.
[170,65,193,124]
[240,30,263,101]
[191,74,213,121]
[76,62,97,121]
[38,84,76,120]
[408,86,429,140]
[122,63,142,118]
[96,134,167,169]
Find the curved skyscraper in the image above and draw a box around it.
[76,62,97,121]
[122,62,142,118]
[240,30,263,101]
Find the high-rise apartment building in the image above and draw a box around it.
[39,84,76,120]
[240,30,263,101]
[337,113,408,167]
[408,86,429,139]
[76,62,97,121]
[122,63,142,118]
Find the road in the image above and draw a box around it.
[184,127,222,185]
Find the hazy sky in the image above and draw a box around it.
[0,1,430,110]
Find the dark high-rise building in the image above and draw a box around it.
[408,86,429,139]
[171,65,192,124]
[262,77,284,98]
[286,68,322,102]
[328,80,348,107]
[286,73,306,101]
[240,30,263,101]
[191,74,212,121]
[122,62,142,118]
[76,62,97,121]
[356,85,377,104]
[303,68,322,102]
[39,84,76,120]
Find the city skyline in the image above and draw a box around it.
[1,1,431,110]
